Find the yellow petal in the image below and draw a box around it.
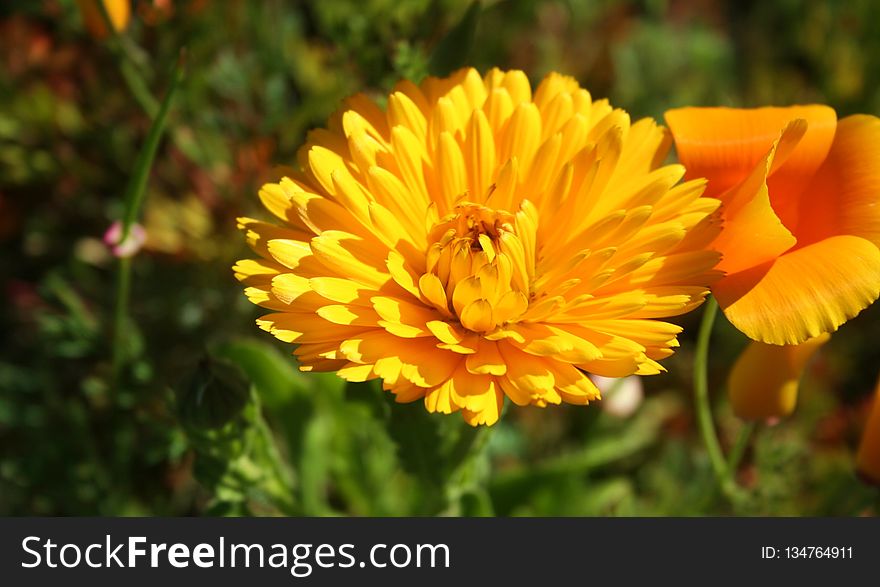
[233,258,282,285]
[451,275,482,316]
[310,231,390,288]
[309,276,369,304]
[461,379,504,426]
[387,91,427,139]
[727,333,830,420]
[419,273,452,316]
[459,299,494,333]
[371,295,435,338]
[499,102,541,172]
[549,362,602,405]
[258,312,371,344]
[498,344,556,401]
[465,109,496,200]
[465,340,507,376]
[316,304,378,326]
[389,126,430,205]
[265,238,311,270]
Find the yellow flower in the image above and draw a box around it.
[235,68,721,426]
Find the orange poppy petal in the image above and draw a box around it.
[728,333,830,420]
[794,114,880,248]
[711,129,797,275]
[664,105,836,199]
[857,377,880,485]
[714,235,880,345]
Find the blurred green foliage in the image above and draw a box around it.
[1,0,878,516]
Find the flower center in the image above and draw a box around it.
[424,202,530,333]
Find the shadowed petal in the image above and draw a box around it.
[728,333,830,420]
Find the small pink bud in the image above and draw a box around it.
[103,221,146,258]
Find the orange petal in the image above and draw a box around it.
[794,114,880,248]
[711,125,798,275]
[665,105,836,199]
[714,235,880,344]
[857,377,880,485]
[728,333,830,420]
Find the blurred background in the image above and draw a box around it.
[2,0,879,516]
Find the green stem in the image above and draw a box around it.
[119,52,186,239]
[693,296,728,484]
[118,59,160,119]
[110,53,185,391]
[111,256,131,394]
[444,424,493,514]
[726,422,756,477]
[251,389,298,514]
[96,0,159,118]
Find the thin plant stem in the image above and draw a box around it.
[110,52,185,393]
[117,59,160,119]
[96,0,159,118]
[726,422,756,477]
[119,52,186,239]
[111,256,132,392]
[693,296,728,484]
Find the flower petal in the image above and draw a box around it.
[727,333,830,420]
[715,235,880,344]
[795,114,880,248]
[664,105,836,198]
[709,133,797,275]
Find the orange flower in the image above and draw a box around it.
[726,333,829,420]
[667,107,880,433]
[665,106,880,346]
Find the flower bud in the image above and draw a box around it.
[177,357,250,430]
[104,221,146,258]
[76,0,130,39]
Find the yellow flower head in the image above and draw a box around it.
[235,68,722,425]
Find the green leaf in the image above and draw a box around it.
[427,2,481,77]
[119,50,186,239]
[388,401,489,513]
[489,396,679,513]
[182,388,297,516]
[298,413,335,515]
[458,488,495,516]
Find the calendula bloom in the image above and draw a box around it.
[857,376,880,485]
[666,107,880,423]
[235,68,722,425]
[665,106,880,346]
